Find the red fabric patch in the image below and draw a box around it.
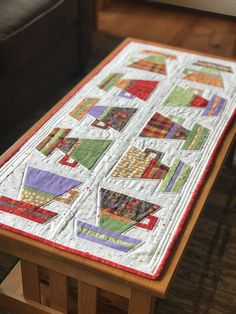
[126,80,158,100]
[191,95,208,108]
[142,159,157,178]
[136,215,158,230]
[59,155,78,168]
[0,196,57,224]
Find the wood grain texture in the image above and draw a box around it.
[0,263,62,314]
[78,281,97,314]
[21,260,41,303]
[99,0,236,58]
[49,271,67,312]
[128,289,156,314]
[0,294,62,314]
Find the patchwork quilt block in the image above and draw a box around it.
[98,73,159,100]
[69,97,137,132]
[182,60,234,88]
[127,50,177,75]
[36,128,112,169]
[0,40,235,279]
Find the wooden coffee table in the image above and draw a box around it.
[0,39,235,314]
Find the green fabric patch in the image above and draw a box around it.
[77,225,135,249]
[23,186,55,198]
[99,73,123,91]
[168,114,185,125]
[40,129,68,156]
[164,86,195,107]
[158,159,180,192]
[201,67,220,75]
[183,69,192,75]
[145,55,165,64]
[182,124,209,150]
[172,164,191,193]
[99,214,133,234]
[71,139,112,169]
[71,99,96,120]
[99,107,112,120]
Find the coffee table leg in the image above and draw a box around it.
[78,281,97,314]
[21,260,41,303]
[49,270,68,312]
[128,288,156,314]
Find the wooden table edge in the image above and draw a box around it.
[0,38,235,298]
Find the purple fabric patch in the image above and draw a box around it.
[166,162,184,192]
[213,100,225,115]
[77,232,134,252]
[24,166,81,195]
[118,89,134,99]
[88,106,107,118]
[77,220,140,244]
[166,123,179,139]
[202,95,226,116]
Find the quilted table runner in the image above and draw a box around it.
[0,39,235,279]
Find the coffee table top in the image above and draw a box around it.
[0,39,235,296]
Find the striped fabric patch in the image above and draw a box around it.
[99,73,124,91]
[69,98,99,121]
[128,57,166,75]
[193,60,233,73]
[183,69,224,88]
[140,112,189,140]
[158,160,191,193]
[76,220,141,252]
[0,196,57,224]
[36,128,71,157]
[182,124,210,150]
[142,50,177,59]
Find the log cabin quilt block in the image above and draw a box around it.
[0,40,235,279]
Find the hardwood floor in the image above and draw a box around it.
[99,0,236,58]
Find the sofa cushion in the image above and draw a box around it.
[0,0,77,72]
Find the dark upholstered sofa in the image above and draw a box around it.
[0,0,93,137]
